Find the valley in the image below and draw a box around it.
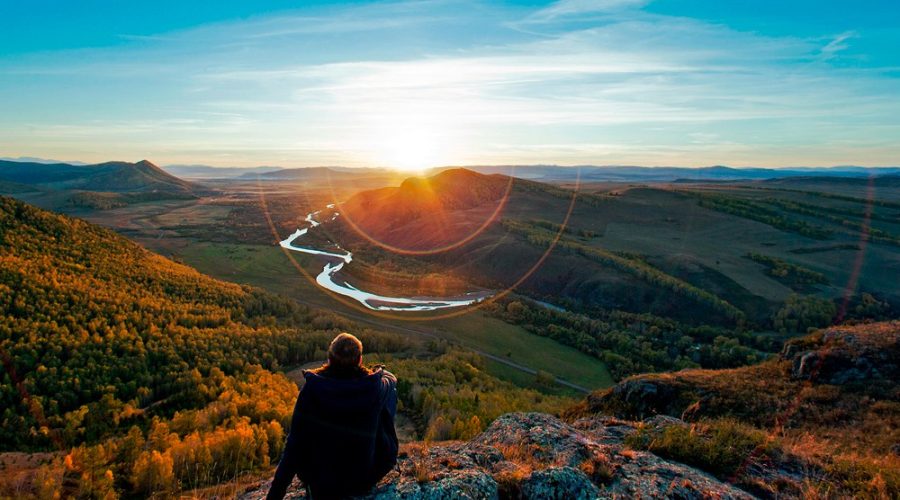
[3,162,897,392]
[0,160,897,498]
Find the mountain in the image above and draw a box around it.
[0,159,198,193]
[332,168,899,330]
[0,194,337,451]
[339,168,510,250]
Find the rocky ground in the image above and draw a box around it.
[240,412,754,499]
[240,322,899,499]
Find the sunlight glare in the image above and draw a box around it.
[372,121,448,173]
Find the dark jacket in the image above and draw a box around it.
[267,366,398,500]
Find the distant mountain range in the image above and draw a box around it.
[170,162,900,183]
[162,164,284,179]
[446,165,900,182]
[3,157,898,184]
[0,156,89,165]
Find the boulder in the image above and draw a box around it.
[518,467,600,499]
[785,325,900,384]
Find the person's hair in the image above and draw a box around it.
[327,332,363,369]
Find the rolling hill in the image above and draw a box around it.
[339,168,510,250]
[0,194,351,451]
[0,159,207,211]
[331,169,899,328]
[0,159,198,194]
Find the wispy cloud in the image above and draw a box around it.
[529,0,650,20]
[820,30,857,60]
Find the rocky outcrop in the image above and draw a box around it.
[782,323,900,384]
[571,321,900,425]
[240,413,753,499]
[240,323,900,499]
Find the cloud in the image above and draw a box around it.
[820,31,857,60]
[528,0,650,21]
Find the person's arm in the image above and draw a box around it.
[376,366,396,385]
[380,369,398,416]
[266,386,307,500]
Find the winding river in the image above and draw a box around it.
[279,206,488,311]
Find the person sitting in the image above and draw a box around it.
[267,333,398,500]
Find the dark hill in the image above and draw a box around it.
[763,174,900,188]
[0,158,199,193]
[339,168,510,250]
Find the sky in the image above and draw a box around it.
[1,0,898,169]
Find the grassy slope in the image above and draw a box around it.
[333,173,898,327]
[174,241,615,391]
[564,320,900,497]
[566,320,899,456]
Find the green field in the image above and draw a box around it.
[434,313,614,389]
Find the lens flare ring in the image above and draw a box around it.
[260,168,583,321]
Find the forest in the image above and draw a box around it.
[0,196,571,497]
[483,298,768,380]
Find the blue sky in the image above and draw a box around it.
[1,0,898,168]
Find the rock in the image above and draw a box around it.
[608,450,753,499]
[570,416,635,445]
[786,325,900,384]
[607,379,679,419]
[780,343,800,360]
[642,414,686,428]
[370,468,498,499]
[469,412,604,468]
[239,413,755,500]
[792,350,820,380]
[518,467,600,499]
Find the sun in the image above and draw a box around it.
[371,122,449,173]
